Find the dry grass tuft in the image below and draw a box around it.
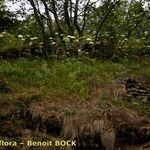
[0,97,16,118]
[61,115,116,150]
[106,108,150,146]
[107,108,150,127]
[28,99,62,120]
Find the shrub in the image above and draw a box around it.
[0,32,24,57]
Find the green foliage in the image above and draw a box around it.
[0,58,149,98]
[1,0,150,60]
[123,37,150,58]
[0,58,149,116]
[0,32,24,53]
[0,2,18,32]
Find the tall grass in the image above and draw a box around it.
[0,58,149,98]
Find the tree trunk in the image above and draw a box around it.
[41,0,55,38]
[51,0,66,49]
[64,0,74,36]
[74,0,83,37]
[28,0,49,59]
[51,0,63,38]
[94,0,121,43]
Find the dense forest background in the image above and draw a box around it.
[0,0,150,60]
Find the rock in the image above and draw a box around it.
[116,76,150,102]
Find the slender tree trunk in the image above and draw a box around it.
[41,0,55,38]
[94,0,121,43]
[74,0,83,37]
[28,0,49,59]
[51,0,66,49]
[69,0,74,34]
[64,0,74,36]
[51,0,63,38]
[82,0,90,33]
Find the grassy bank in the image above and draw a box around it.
[0,58,150,113]
[0,58,150,149]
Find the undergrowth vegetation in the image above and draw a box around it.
[0,58,149,115]
[0,58,149,150]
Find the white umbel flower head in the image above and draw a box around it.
[21,38,25,41]
[75,39,79,42]
[30,37,38,40]
[86,38,92,41]
[89,41,94,45]
[18,35,23,38]
[29,42,33,45]
[0,34,3,37]
[24,26,28,29]
[67,35,75,39]
[64,37,69,41]
[52,42,56,45]
[2,31,7,34]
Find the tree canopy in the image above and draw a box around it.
[0,0,150,60]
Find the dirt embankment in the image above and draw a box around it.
[0,76,150,150]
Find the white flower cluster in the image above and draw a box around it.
[86,38,94,44]
[89,41,94,45]
[52,42,57,45]
[75,39,79,42]
[86,38,92,41]
[30,37,38,40]
[24,26,28,29]
[2,31,7,34]
[67,35,76,39]
[145,31,148,35]
[29,42,33,45]
[64,37,69,41]
[0,31,7,37]
[39,42,43,45]
[18,34,25,41]
[121,34,125,37]
[18,34,23,38]
[21,39,25,41]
